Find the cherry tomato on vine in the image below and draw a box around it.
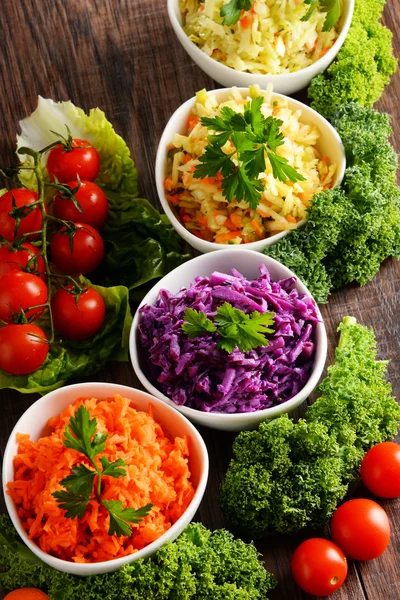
[3,589,50,600]
[0,271,48,323]
[0,242,46,280]
[291,538,348,597]
[331,499,390,560]
[50,223,104,275]
[53,180,108,229]
[360,442,400,498]
[51,285,106,341]
[0,189,42,241]
[0,323,49,375]
[47,139,100,183]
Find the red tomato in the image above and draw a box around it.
[291,538,348,597]
[0,189,42,241]
[4,589,50,600]
[0,271,48,323]
[331,499,390,560]
[0,243,46,280]
[0,324,49,375]
[47,139,100,183]
[360,442,400,498]
[52,285,106,341]
[53,180,108,229]
[50,223,104,275]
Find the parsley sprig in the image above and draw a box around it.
[301,0,341,32]
[52,406,152,537]
[182,302,274,353]
[220,0,252,26]
[194,97,305,210]
[219,0,340,30]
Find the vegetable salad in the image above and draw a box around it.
[181,0,338,75]
[165,86,336,244]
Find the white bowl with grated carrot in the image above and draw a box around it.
[155,86,345,253]
[2,382,209,576]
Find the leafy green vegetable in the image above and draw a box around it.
[264,103,400,303]
[301,0,341,32]
[0,517,277,600]
[52,406,151,536]
[215,302,274,353]
[220,316,400,537]
[0,281,132,394]
[220,0,252,26]
[308,0,397,119]
[194,97,304,209]
[181,302,274,353]
[182,308,217,337]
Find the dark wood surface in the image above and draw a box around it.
[0,1,399,598]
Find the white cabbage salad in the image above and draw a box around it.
[164,86,336,244]
[180,0,339,74]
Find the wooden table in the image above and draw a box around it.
[0,1,399,598]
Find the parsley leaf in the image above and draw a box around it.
[181,302,275,353]
[53,406,152,536]
[301,0,341,31]
[52,490,92,519]
[102,500,153,537]
[194,97,305,209]
[220,0,252,26]
[63,405,107,462]
[182,308,217,337]
[215,302,275,353]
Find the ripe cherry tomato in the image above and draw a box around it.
[291,538,348,597]
[53,180,108,229]
[0,271,48,323]
[50,223,104,275]
[0,189,42,241]
[4,589,50,600]
[47,139,100,183]
[51,285,106,341]
[360,442,400,498]
[0,324,49,375]
[0,242,46,280]
[331,499,390,560]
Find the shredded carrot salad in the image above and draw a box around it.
[7,394,195,563]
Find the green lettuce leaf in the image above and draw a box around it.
[0,282,132,394]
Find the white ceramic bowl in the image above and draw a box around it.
[130,249,327,431]
[168,0,354,95]
[2,382,209,576]
[156,87,345,254]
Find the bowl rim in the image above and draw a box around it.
[155,87,345,252]
[2,382,209,574]
[130,248,328,424]
[167,0,355,81]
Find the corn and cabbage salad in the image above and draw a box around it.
[165,86,336,244]
[180,0,339,75]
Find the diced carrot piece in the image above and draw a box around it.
[250,5,256,14]
[164,177,174,192]
[256,208,269,218]
[224,218,237,231]
[183,154,192,163]
[215,231,242,243]
[240,16,252,28]
[182,214,192,223]
[286,215,297,223]
[187,114,199,132]
[197,216,208,227]
[166,193,180,206]
[179,208,186,220]
[251,219,262,237]
[319,47,329,58]
[321,156,330,163]
[230,213,242,227]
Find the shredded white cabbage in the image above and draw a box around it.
[180,0,339,74]
[165,86,336,244]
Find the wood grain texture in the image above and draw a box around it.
[0,1,399,598]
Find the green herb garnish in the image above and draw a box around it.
[301,0,341,32]
[182,302,274,353]
[194,97,305,209]
[220,0,252,26]
[53,406,152,536]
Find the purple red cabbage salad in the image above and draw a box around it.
[138,266,319,414]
